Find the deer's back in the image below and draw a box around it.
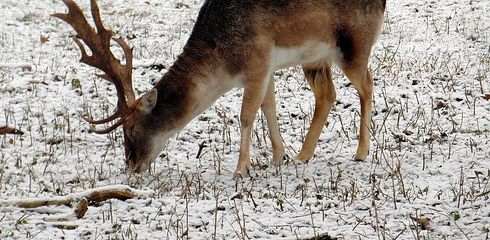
[184,0,386,73]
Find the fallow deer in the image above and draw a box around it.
[54,0,386,177]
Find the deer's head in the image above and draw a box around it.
[121,89,170,172]
[54,0,166,173]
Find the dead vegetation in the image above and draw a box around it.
[0,0,488,239]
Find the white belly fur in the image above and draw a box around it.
[272,42,340,70]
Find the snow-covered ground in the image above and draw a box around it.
[0,0,489,239]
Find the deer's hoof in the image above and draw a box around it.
[271,154,285,167]
[354,149,369,161]
[233,163,251,179]
[294,152,313,164]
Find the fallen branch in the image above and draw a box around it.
[0,185,153,209]
[53,223,79,230]
[0,62,33,71]
[74,198,88,219]
[44,198,88,223]
[0,186,152,229]
[0,126,23,135]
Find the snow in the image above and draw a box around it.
[0,0,489,239]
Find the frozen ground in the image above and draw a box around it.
[0,0,489,239]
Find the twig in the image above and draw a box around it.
[196,140,207,159]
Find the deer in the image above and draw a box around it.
[53,0,386,178]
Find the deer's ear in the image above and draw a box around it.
[139,89,158,113]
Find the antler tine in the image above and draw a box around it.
[53,0,136,133]
[52,1,109,54]
[113,37,135,103]
[89,119,124,134]
[94,36,135,104]
[89,0,107,37]
[81,110,122,124]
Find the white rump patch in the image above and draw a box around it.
[272,42,340,70]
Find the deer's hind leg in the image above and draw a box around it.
[336,24,375,161]
[295,62,336,163]
[341,64,373,161]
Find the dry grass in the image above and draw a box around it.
[0,0,489,239]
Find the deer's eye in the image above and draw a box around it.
[124,126,135,141]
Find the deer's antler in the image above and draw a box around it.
[53,0,135,133]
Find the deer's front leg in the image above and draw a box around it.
[261,76,285,166]
[234,73,270,178]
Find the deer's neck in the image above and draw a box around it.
[152,42,241,130]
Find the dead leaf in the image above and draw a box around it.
[410,215,432,231]
[433,101,448,110]
[40,35,49,44]
[231,192,243,200]
[482,93,490,100]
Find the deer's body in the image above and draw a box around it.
[55,0,386,176]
